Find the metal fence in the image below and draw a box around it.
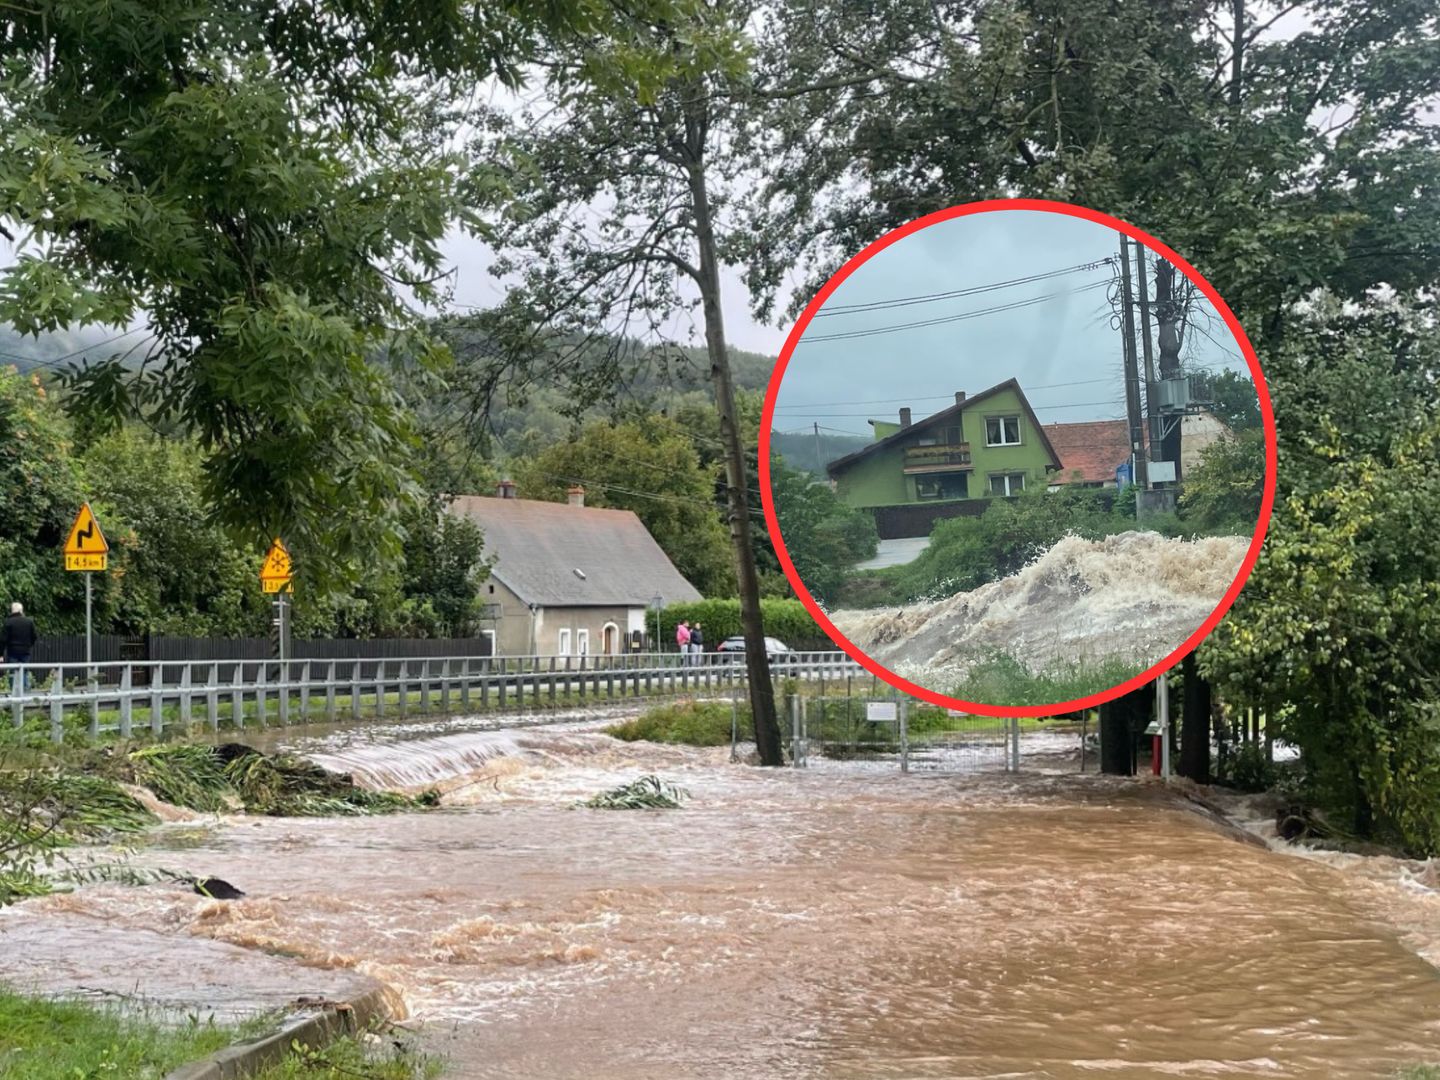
[790,695,1020,774]
[1,651,863,744]
[31,634,498,670]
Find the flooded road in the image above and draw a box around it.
[10,716,1440,1078]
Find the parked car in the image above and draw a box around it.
[715,636,794,661]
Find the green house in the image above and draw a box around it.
[825,379,1062,510]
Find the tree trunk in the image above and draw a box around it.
[684,133,783,766]
[1179,653,1211,783]
[1100,683,1155,776]
[1099,696,1134,775]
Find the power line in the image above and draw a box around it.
[797,398,1125,419]
[814,259,1113,317]
[795,279,1114,344]
[773,377,1114,411]
[0,327,150,372]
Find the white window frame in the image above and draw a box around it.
[577,629,590,656]
[558,628,572,655]
[985,415,1022,446]
[481,629,497,656]
[989,472,1026,496]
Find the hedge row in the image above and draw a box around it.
[658,598,824,648]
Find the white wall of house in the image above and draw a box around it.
[1181,411,1229,479]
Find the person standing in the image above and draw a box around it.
[3,602,38,693]
[690,622,705,666]
[675,619,690,659]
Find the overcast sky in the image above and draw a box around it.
[435,230,788,358]
[764,210,1249,438]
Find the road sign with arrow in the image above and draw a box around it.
[63,503,108,572]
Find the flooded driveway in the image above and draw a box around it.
[7,718,1440,1079]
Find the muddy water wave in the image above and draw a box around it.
[831,531,1249,690]
[8,720,1440,1079]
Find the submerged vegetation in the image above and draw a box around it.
[607,700,747,747]
[0,742,436,905]
[579,776,689,810]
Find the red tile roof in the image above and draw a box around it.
[1044,420,1136,485]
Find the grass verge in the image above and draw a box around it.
[948,653,1143,708]
[0,988,439,1079]
[0,989,253,1079]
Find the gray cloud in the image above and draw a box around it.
[769,210,1248,437]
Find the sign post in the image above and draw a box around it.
[259,538,294,664]
[62,503,109,677]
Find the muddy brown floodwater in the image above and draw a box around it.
[15,719,1440,1079]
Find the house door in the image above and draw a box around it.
[603,623,618,654]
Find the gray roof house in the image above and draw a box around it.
[447,481,702,656]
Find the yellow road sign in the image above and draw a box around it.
[260,537,293,593]
[63,503,108,572]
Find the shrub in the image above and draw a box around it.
[657,598,822,647]
[607,700,748,746]
[949,652,1143,707]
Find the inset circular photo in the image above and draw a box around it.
[760,200,1276,716]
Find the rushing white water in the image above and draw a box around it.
[9,715,1440,1079]
[831,531,1249,693]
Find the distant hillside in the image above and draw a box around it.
[771,430,872,476]
[0,325,119,373]
[434,319,779,458]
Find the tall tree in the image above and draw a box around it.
[512,416,735,596]
[1201,296,1440,853]
[0,1,599,593]
[477,1,788,763]
[741,0,1440,840]
[744,0,1440,334]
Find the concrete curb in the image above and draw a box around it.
[163,985,395,1080]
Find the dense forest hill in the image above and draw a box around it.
[0,320,780,460]
[770,430,872,476]
[430,319,779,461]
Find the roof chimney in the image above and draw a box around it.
[955,391,966,405]
[899,407,912,428]
[496,478,516,500]
[567,485,585,508]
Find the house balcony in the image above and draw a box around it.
[902,444,973,474]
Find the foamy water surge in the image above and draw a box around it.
[831,531,1249,689]
[9,722,1440,1078]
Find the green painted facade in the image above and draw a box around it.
[832,386,1056,509]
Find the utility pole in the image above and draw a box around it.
[813,421,823,476]
[1133,241,1160,468]
[1154,259,1185,476]
[1117,235,1148,497]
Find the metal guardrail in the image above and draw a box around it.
[1,651,864,743]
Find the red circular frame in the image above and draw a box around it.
[758,198,1278,718]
